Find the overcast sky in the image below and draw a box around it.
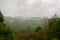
[0,0,60,17]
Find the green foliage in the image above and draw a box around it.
[52,38,59,40]
[52,19,60,31]
[35,26,41,32]
[0,11,14,40]
[0,11,4,23]
[2,14,60,40]
[4,14,60,40]
[48,18,56,29]
[51,19,60,38]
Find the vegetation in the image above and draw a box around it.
[0,11,60,40]
[15,14,60,40]
[0,11,14,40]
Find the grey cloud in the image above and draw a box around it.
[0,0,60,17]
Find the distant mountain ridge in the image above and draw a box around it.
[4,16,48,31]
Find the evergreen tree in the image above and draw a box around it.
[0,11,4,23]
[51,19,60,40]
[0,10,14,40]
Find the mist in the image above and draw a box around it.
[1,0,60,40]
[0,0,60,17]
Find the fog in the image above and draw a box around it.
[0,0,60,17]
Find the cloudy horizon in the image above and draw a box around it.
[0,0,60,17]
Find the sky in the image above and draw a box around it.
[0,0,60,17]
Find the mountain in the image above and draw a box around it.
[4,16,48,32]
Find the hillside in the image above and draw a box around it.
[4,16,48,31]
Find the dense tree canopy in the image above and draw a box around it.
[0,11,60,40]
[51,19,60,39]
[0,11,4,23]
[0,11,14,40]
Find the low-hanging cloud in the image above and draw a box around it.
[0,0,60,17]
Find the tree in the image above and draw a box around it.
[48,14,58,29]
[0,11,4,23]
[35,26,41,32]
[51,19,60,40]
[0,10,14,40]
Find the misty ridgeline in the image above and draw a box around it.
[0,11,60,40]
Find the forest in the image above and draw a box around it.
[0,11,60,40]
